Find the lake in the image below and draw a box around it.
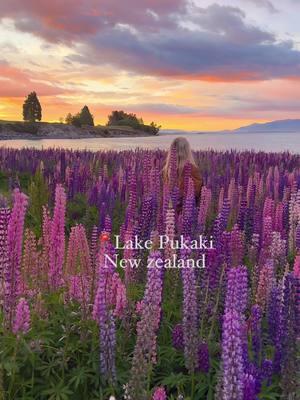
[1,131,300,152]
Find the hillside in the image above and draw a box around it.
[0,121,159,140]
[234,119,300,133]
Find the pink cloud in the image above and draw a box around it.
[0,62,67,97]
[0,0,185,42]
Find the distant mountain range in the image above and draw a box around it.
[162,119,300,135]
[234,119,300,133]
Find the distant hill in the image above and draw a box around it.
[234,119,300,133]
[160,119,300,136]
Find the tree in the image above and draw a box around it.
[71,113,82,127]
[149,122,161,135]
[79,105,94,126]
[23,92,42,122]
[107,110,126,125]
[65,113,73,125]
[107,110,140,127]
[107,110,160,134]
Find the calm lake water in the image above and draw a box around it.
[1,131,300,153]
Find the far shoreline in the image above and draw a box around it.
[0,120,160,141]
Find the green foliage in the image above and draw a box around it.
[23,92,42,122]
[1,296,107,400]
[65,113,82,128]
[0,170,8,193]
[0,264,283,400]
[65,113,73,125]
[27,167,49,236]
[66,193,99,233]
[107,110,160,134]
[107,110,141,126]
[79,106,94,126]
[65,106,94,128]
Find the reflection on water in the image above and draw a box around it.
[0,131,300,152]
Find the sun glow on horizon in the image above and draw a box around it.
[1,1,300,131]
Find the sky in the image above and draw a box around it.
[1,0,300,131]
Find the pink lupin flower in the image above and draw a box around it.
[13,297,30,335]
[4,189,28,328]
[109,272,127,318]
[0,207,11,301]
[22,229,39,293]
[274,202,284,232]
[40,206,51,279]
[256,260,274,309]
[135,300,143,315]
[294,255,300,278]
[152,387,167,400]
[66,224,91,275]
[164,202,175,261]
[218,187,224,213]
[197,186,211,231]
[124,224,136,287]
[48,184,66,289]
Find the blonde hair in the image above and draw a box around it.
[163,137,197,183]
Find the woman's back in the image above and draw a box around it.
[163,137,202,211]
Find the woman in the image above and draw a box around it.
[163,137,202,211]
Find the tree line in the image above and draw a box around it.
[22,92,161,134]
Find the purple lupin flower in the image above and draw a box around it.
[128,250,164,400]
[243,373,257,400]
[172,323,184,350]
[182,178,195,237]
[13,297,30,335]
[220,310,244,400]
[181,243,199,373]
[250,304,262,365]
[261,359,273,386]
[225,266,248,314]
[267,285,282,346]
[197,342,210,373]
[281,273,298,397]
[93,241,117,384]
[229,225,244,268]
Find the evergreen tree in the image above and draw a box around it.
[23,92,42,122]
[79,105,94,126]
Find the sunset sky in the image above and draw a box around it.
[1,0,300,130]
